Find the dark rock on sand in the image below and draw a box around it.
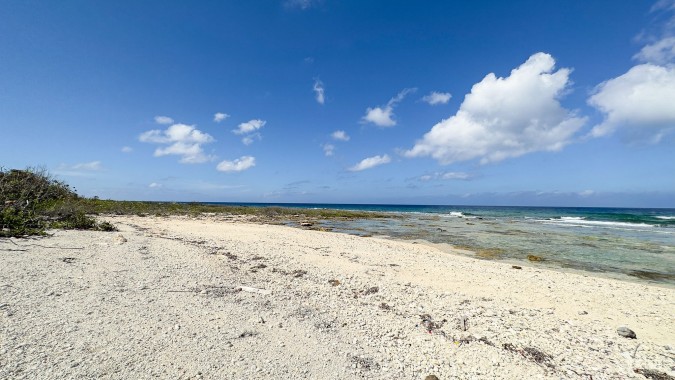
[617,326,637,339]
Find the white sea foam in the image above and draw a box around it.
[656,216,675,220]
[541,217,654,229]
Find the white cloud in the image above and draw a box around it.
[121,146,133,153]
[405,53,585,165]
[154,116,174,125]
[242,133,262,146]
[217,156,256,172]
[322,144,335,156]
[214,112,230,123]
[149,182,162,188]
[139,123,215,164]
[349,154,391,171]
[233,119,266,135]
[313,79,325,105]
[634,36,675,65]
[361,88,416,127]
[71,161,102,171]
[588,63,675,143]
[140,124,213,144]
[331,130,350,141]
[441,172,471,180]
[418,171,472,181]
[422,91,452,105]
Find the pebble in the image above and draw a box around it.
[617,326,636,339]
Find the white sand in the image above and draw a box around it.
[1,215,674,379]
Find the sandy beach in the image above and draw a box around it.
[1,214,674,379]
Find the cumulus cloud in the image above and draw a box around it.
[405,53,585,165]
[331,130,350,141]
[139,123,215,164]
[232,119,266,145]
[322,144,335,156]
[349,154,391,171]
[154,116,174,125]
[313,79,325,104]
[422,91,452,105]
[216,156,256,172]
[121,146,133,153]
[149,182,162,188]
[361,88,416,127]
[589,3,675,143]
[214,112,230,123]
[233,119,266,135]
[588,64,675,143]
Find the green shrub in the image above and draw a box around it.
[0,167,113,237]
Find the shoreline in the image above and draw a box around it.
[1,214,674,379]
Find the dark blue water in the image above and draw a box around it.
[207,203,675,285]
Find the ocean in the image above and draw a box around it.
[211,203,675,286]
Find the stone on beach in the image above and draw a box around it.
[617,326,637,339]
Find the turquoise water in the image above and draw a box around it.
[210,203,675,285]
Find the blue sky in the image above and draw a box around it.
[1,0,674,207]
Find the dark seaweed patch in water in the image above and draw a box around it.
[628,270,675,282]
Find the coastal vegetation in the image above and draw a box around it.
[0,167,388,237]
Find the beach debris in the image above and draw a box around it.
[114,234,127,244]
[503,343,555,368]
[578,310,588,315]
[420,314,446,333]
[425,375,440,380]
[348,355,380,371]
[328,279,341,286]
[634,368,675,380]
[239,286,271,295]
[617,326,637,339]
[300,222,313,227]
[379,302,391,310]
[527,255,543,262]
[60,257,76,264]
[512,265,522,269]
[458,315,469,331]
[363,286,379,295]
[292,269,307,278]
[237,330,257,339]
[250,263,267,272]
[314,318,337,331]
[353,286,379,298]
